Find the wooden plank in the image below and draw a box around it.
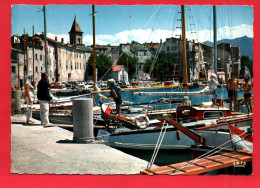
[140,152,252,175]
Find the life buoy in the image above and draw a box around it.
[134,114,150,129]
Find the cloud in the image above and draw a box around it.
[47,24,253,46]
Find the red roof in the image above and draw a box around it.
[112,65,124,72]
[147,45,159,49]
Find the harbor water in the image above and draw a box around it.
[91,86,251,113]
[56,86,252,172]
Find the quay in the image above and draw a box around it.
[11,114,152,175]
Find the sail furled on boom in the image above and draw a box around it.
[133,73,219,97]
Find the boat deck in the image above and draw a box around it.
[140,150,252,175]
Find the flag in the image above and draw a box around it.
[229,125,253,152]
[101,104,111,117]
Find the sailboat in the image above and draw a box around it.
[96,5,253,150]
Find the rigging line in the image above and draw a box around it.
[169,130,249,174]
[98,45,131,82]
[99,6,160,82]
[191,6,212,43]
[188,5,201,43]
[143,5,161,28]
[147,123,164,169]
[146,6,162,43]
[171,6,180,37]
[149,42,164,76]
[115,6,139,46]
[147,120,168,169]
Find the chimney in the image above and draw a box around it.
[55,36,57,41]
[61,38,64,44]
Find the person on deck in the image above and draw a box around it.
[226,74,239,112]
[37,73,52,125]
[239,75,253,113]
[107,79,122,115]
[25,74,36,124]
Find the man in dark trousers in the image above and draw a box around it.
[37,73,52,125]
[107,79,122,115]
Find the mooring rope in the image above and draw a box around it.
[147,120,168,169]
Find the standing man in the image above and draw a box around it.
[25,74,36,124]
[37,73,52,125]
[226,74,239,111]
[239,76,253,113]
[107,79,122,115]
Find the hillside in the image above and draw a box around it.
[203,36,253,60]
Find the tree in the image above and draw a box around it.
[86,54,113,80]
[240,56,253,78]
[143,54,176,81]
[117,53,138,79]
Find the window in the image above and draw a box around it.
[204,111,224,119]
[35,54,38,60]
[12,66,16,73]
[40,55,42,61]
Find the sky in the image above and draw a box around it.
[11,5,254,45]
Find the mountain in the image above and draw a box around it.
[203,36,253,60]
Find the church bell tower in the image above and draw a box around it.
[69,16,83,45]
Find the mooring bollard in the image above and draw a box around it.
[72,98,94,142]
[11,90,21,113]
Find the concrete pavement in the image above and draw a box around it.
[11,114,152,175]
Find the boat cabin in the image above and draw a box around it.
[173,105,232,123]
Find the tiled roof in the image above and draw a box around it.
[112,65,124,72]
[69,16,83,33]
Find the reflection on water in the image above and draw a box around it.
[115,148,193,166]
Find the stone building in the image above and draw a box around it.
[11,17,91,89]
[11,35,45,89]
[217,43,241,79]
[111,65,129,83]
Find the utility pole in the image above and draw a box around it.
[23,29,26,90]
[92,5,97,104]
[43,5,48,74]
[17,34,20,89]
[32,25,35,87]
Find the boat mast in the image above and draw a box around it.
[92,5,97,104]
[213,6,217,74]
[213,6,217,104]
[181,5,188,92]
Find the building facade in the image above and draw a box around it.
[11,17,91,89]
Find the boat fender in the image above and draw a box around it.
[176,130,181,140]
[134,115,150,129]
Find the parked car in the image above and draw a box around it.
[50,82,65,89]
[76,81,86,89]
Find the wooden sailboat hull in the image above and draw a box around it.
[97,116,252,150]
